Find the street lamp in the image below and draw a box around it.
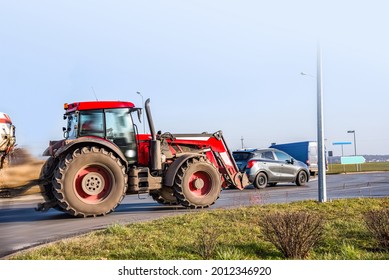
[301,44,327,203]
[300,72,315,78]
[136,91,146,134]
[347,130,357,156]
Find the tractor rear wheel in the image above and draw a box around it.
[173,157,221,208]
[52,146,127,217]
[150,186,178,205]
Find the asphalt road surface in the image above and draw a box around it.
[1,172,389,258]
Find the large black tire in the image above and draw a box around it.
[254,172,268,189]
[296,170,308,186]
[52,146,128,217]
[173,157,221,209]
[39,156,58,201]
[36,156,65,212]
[150,186,179,205]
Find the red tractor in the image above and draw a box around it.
[37,99,248,217]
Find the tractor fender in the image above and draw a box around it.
[163,153,205,187]
[54,137,128,168]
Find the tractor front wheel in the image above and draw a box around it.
[52,146,127,217]
[173,157,221,208]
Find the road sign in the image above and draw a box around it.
[341,156,366,164]
[333,142,352,145]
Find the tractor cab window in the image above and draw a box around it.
[105,108,137,163]
[65,113,79,139]
[75,108,137,163]
[79,110,104,137]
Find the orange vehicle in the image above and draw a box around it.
[0,112,16,169]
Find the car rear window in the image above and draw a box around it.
[233,152,253,160]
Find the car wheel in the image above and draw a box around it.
[254,172,268,189]
[296,171,308,186]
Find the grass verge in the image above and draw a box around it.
[7,197,389,260]
[327,162,389,174]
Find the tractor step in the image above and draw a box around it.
[127,167,162,194]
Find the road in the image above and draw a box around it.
[1,172,389,258]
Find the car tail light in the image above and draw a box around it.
[247,160,255,169]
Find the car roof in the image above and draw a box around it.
[233,148,278,153]
[233,148,258,153]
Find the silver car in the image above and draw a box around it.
[232,148,309,189]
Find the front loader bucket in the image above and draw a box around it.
[234,172,250,190]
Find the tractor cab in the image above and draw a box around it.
[63,101,141,164]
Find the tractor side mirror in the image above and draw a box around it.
[136,108,142,123]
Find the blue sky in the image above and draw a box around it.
[1,0,388,157]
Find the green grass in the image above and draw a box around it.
[8,197,389,260]
[327,162,389,174]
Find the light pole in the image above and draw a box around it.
[347,130,357,156]
[136,91,146,134]
[316,45,327,203]
[301,44,327,203]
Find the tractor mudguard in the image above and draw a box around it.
[53,137,128,167]
[163,153,205,187]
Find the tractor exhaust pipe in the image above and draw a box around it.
[144,98,162,171]
[145,98,156,140]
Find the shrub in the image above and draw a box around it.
[364,209,389,251]
[193,224,222,259]
[259,211,324,259]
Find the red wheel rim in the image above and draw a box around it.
[74,165,113,203]
[188,171,212,197]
